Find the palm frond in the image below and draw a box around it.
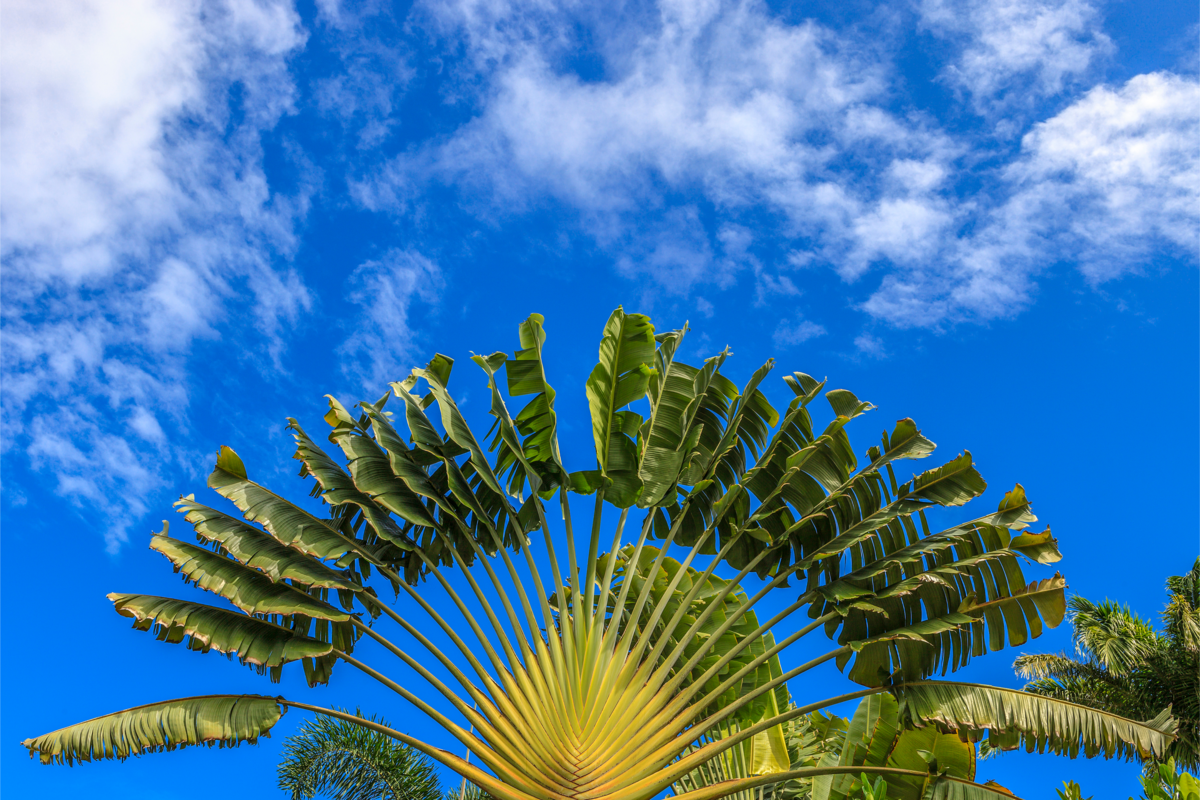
[23,695,284,765]
[278,712,442,800]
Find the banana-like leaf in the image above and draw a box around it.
[895,681,1178,761]
[795,452,989,573]
[410,357,508,502]
[838,575,1067,687]
[810,486,1047,609]
[110,593,333,679]
[586,307,657,507]
[150,533,351,621]
[772,709,850,800]
[506,313,567,490]
[1008,529,1061,565]
[320,400,439,532]
[377,372,527,559]
[705,361,780,493]
[803,485,1062,688]
[888,726,977,789]
[291,417,426,543]
[176,496,361,591]
[208,446,378,567]
[638,326,701,507]
[813,694,904,800]
[22,695,285,765]
[674,707,849,800]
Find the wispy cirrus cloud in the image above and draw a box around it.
[338,249,444,393]
[773,317,827,348]
[1,0,309,550]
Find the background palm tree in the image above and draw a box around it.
[22,310,1179,800]
[1015,559,1200,771]
[278,713,442,800]
[278,714,496,800]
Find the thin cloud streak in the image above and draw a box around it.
[338,249,444,394]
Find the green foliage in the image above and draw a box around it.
[677,692,999,800]
[444,785,497,800]
[858,775,888,800]
[1015,559,1200,770]
[1055,781,1091,800]
[278,713,442,800]
[1131,760,1200,800]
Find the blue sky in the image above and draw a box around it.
[1,0,1197,797]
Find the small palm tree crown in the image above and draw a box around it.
[278,713,442,800]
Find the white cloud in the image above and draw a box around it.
[372,0,891,218]
[367,0,970,307]
[361,0,1196,335]
[854,333,887,359]
[847,198,955,276]
[863,71,1200,327]
[919,0,1112,114]
[1004,71,1200,279]
[773,317,827,347]
[1,0,308,550]
[338,249,444,392]
[352,0,1194,340]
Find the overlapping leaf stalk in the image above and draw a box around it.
[23,309,1176,800]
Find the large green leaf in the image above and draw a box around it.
[813,693,903,800]
[150,533,351,621]
[682,707,850,800]
[22,695,285,765]
[637,326,698,507]
[407,356,508,502]
[291,416,428,542]
[476,350,543,498]
[705,361,781,494]
[506,313,567,490]
[795,483,1061,688]
[176,496,362,592]
[109,593,333,679]
[837,574,1068,687]
[585,307,657,507]
[895,681,1178,761]
[207,446,379,567]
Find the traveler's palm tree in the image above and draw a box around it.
[1015,559,1200,771]
[23,310,1178,800]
